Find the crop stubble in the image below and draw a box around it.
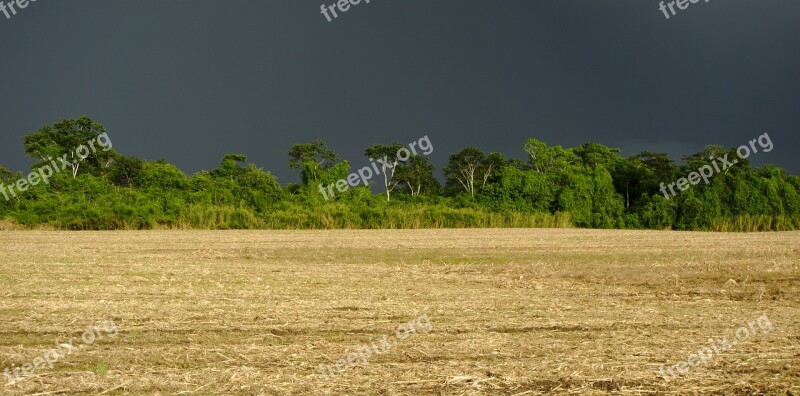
[0,229,798,395]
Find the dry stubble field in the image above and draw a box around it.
[0,229,799,395]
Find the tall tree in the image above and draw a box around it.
[365,143,404,201]
[288,140,338,185]
[444,147,485,196]
[573,142,622,169]
[395,156,438,196]
[681,145,737,174]
[23,116,114,178]
[630,151,680,193]
[444,148,507,196]
[523,138,577,174]
[480,152,507,190]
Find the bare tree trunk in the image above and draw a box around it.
[383,167,391,201]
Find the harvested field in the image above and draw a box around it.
[0,229,798,395]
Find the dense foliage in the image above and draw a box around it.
[1,117,798,231]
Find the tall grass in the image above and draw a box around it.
[169,204,574,230]
[710,215,800,232]
[8,202,800,231]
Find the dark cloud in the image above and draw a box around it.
[0,0,797,183]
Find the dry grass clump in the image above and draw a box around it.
[0,229,798,395]
[0,219,23,231]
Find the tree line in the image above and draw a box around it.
[1,116,798,231]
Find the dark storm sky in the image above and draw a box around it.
[0,0,798,183]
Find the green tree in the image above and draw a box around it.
[213,154,249,180]
[590,166,625,228]
[395,155,439,196]
[445,150,506,197]
[195,154,284,211]
[639,195,677,229]
[480,152,507,190]
[288,140,338,185]
[108,155,145,188]
[573,142,622,169]
[557,170,594,227]
[365,143,404,201]
[628,151,680,204]
[681,145,728,172]
[23,116,114,178]
[631,152,679,183]
[139,160,188,191]
[523,138,577,174]
[479,165,553,212]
